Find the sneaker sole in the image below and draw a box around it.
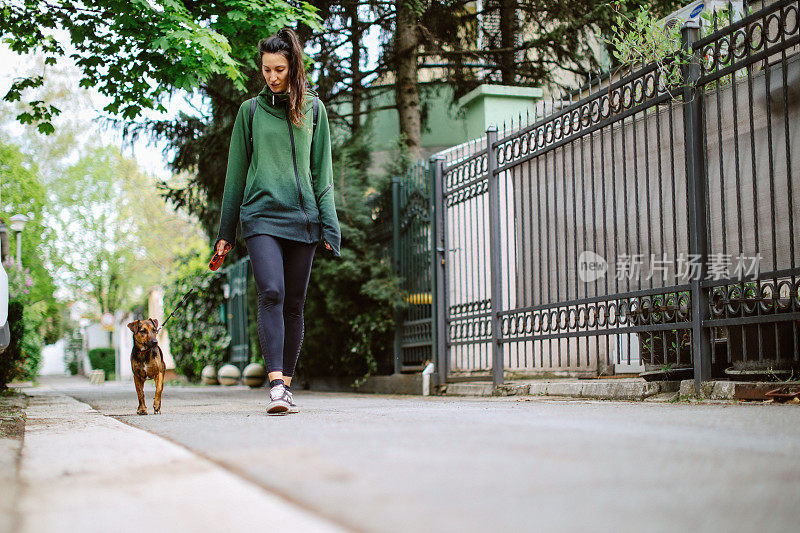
[267,401,290,415]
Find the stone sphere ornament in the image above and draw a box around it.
[243,363,267,388]
[217,364,241,386]
[200,365,218,385]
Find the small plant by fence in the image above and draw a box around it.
[391,0,800,385]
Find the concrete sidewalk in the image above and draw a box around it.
[10,382,346,533]
[7,375,800,533]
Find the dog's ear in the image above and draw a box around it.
[150,318,159,330]
[127,321,138,332]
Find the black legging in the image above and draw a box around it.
[245,234,316,377]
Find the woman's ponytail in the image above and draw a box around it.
[258,28,307,127]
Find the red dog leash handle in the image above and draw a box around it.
[208,249,229,271]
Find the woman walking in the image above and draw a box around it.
[214,28,341,415]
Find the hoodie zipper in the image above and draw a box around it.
[317,183,332,202]
[284,112,312,239]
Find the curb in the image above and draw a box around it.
[441,379,680,401]
[679,380,800,400]
[523,380,678,401]
[306,374,795,403]
[442,382,495,396]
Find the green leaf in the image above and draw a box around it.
[37,122,55,135]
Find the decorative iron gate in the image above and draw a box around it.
[226,257,250,371]
[392,161,434,372]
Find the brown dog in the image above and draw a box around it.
[127,318,166,415]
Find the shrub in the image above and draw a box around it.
[163,253,230,382]
[294,132,405,380]
[0,301,25,390]
[0,300,44,388]
[16,300,44,382]
[88,348,115,376]
[4,260,34,300]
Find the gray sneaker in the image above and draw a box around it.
[267,384,290,415]
[286,389,299,414]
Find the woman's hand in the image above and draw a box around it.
[322,240,332,251]
[216,239,232,256]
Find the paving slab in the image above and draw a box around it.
[16,384,346,533]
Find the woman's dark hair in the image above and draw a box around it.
[258,28,307,127]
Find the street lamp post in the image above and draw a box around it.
[9,214,29,269]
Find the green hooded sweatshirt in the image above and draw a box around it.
[216,86,341,257]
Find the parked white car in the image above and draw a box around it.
[0,261,9,354]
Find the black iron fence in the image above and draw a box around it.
[394,0,800,385]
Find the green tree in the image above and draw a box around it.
[45,146,206,315]
[2,61,206,319]
[1,0,320,132]
[413,0,682,99]
[0,138,57,307]
[0,138,57,379]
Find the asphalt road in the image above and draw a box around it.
[51,377,800,533]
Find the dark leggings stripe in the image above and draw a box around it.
[245,234,316,376]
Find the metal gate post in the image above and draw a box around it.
[392,177,403,374]
[430,155,448,381]
[486,126,505,387]
[681,22,712,387]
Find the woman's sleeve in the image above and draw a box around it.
[215,101,252,249]
[310,101,342,257]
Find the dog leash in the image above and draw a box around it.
[158,288,195,333]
